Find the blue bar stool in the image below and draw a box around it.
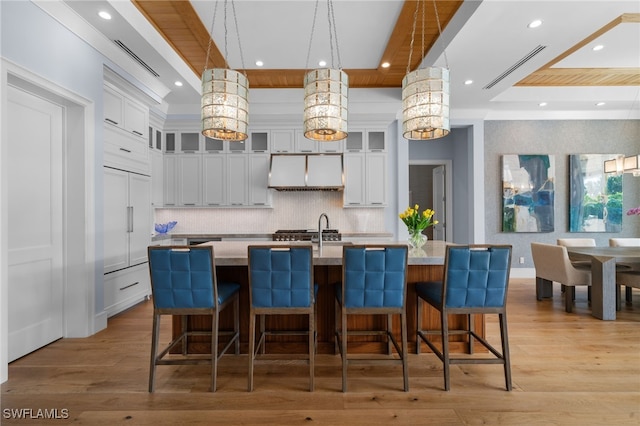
[335,245,409,392]
[147,246,240,392]
[247,245,316,391]
[416,245,512,391]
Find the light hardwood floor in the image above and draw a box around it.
[2,279,639,425]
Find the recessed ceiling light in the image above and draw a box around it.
[596,102,606,106]
[381,62,390,68]
[464,80,473,85]
[592,45,604,51]
[318,60,327,67]
[174,81,183,87]
[255,60,264,67]
[98,11,112,20]
[528,19,542,29]
[539,102,547,107]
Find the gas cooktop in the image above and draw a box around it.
[273,229,341,242]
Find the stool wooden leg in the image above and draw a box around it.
[248,311,256,392]
[148,313,160,393]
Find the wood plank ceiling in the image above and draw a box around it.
[132,1,640,89]
[131,0,463,88]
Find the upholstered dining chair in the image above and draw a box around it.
[247,245,315,392]
[416,245,512,391]
[531,242,592,313]
[610,238,640,304]
[147,245,240,392]
[335,245,409,392]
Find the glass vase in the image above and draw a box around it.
[408,230,428,249]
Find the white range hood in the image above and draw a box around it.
[268,153,344,191]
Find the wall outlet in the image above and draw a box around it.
[519,256,525,264]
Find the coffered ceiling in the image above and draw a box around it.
[62,0,640,118]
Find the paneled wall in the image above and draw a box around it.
[484,120,640,270]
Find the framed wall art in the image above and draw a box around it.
[502,154,555,232]
[569,154,623,232]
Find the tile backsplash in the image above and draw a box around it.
[154,191,386,234]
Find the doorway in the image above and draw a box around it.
[409,161,453,242]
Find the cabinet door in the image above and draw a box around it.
[227,154,249,205]
[104,85,124,127]
[104,167,129,273]
[150,150,163,207]
[343,153,365,206]
[124,99,147,138]
[163,156,177,206]
[203,155,226,206]
[295,129,317,153]
[249,154,271,206]
[318,139,344,153]
[179,155,202,206]
[366,153,386,206]
[271,130,294,152]
[367,131,386,152]
[129,173,151,266]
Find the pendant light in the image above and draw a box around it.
[303,0,348,142]
[201,0,249,142]
[402,0,450,140]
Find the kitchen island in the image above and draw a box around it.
[172,240,485,354]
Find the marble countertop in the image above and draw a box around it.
[197,240,446,266]
[152,232,394,241]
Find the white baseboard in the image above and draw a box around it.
[94,311,108,334]
[510,268,535,279]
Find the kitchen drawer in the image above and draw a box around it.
[104,125,149,174]
[103,263,150,317]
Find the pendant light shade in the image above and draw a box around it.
[201,68,249,141]
[303,68,348,141]
[402,66,450,140]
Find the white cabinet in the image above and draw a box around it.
[178,154,203,206]
[103,263,149,318]
[163,155,178,206]
[343,130,387,207]
[271,129,295,152]
[365,153,386,205]
[150,150,163,207]
[104,82,148,140]
[104,167,151,274]
[103,124,149,175]
[344,153,366,206]
[203,155,226,206]
[249,153,271,206]
[227,154,249,205]
[295,129,317,153]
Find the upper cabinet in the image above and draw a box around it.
[104,82,148,139]
[343,129,387,207]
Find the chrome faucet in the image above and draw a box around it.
[318,213,330,251]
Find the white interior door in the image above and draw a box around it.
[7,85,64,361]
[432,166,446,241]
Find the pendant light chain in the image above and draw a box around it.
[328,0,342,69]
[432,0,449,69]
[204,1,219,71]
[305,0,320,71]
[406,0,419,74]
[230,0,247,71]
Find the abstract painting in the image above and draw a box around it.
[502,154,555,232]
[569,154,622,232]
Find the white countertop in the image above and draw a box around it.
[198,240,446,266]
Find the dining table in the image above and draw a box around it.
[566,246,640,320]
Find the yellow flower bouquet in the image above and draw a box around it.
[399,205,438,248]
